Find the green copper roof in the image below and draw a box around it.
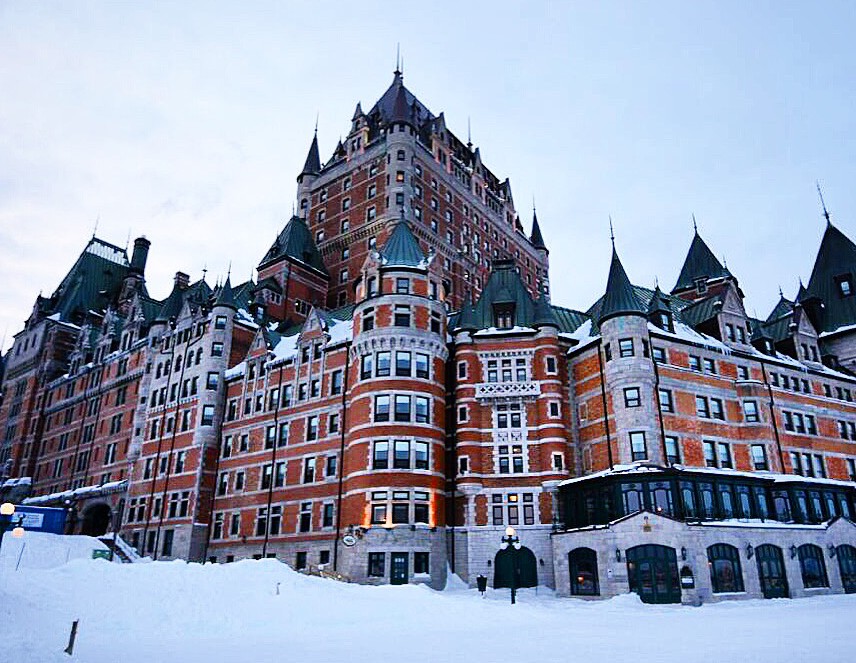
[469,259,536,329]
[598,248,645,324]
[647,285,672,316]
[155,279,212,322]
[533,291,559,328]
[455,292,478,332]
[673,231,732,292]
[260,215,328,276]
[379,218,427,269]
[679,293,723,328]
[805,222,856,333]
[766,295,794,323]
[48,238,131,324]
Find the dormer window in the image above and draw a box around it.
[658,312,673,333]
[493,304,514,330]
[836,274,853,297]
[694,277,707,294]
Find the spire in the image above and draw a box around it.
[530,207,547,251]
[467,117,472,150]
[351,102,364,122]
[395,43,401,77]
[599,247,645,325]
[533,290,559,329]
[817,181,831,226]
[299,130,321,178]
[672,225,731,293]
[647,285,671,316]
[215,274,238,311]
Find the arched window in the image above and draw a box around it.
[708,544,744,593]
[569,548,599,596]
[798,544,829,588]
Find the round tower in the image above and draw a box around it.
[598,247,663,466]
[341,217,448,587]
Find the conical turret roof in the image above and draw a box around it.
[215,275,237,311]
[533,291,559,328]
[599,248,645,324]
[805,221,856,332]
[300,132,321,177]
[379,215,427,269]
[530,210,547,251]
[673,230,732,292]
[259,215,328,276]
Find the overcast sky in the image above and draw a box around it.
[2,2,855,349]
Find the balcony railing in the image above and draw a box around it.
[474,381,540,399]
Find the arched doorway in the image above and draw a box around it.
[756,544,789,599]
[836,544,856,594]
[493,546,538,589]
[80,503,111,537]
[569,547,599,596]
[626,544,680,604]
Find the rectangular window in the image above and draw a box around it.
[689,355,701,372]
[376,351,391,377]
[717,442,733,468]
[303,457,315,483]
[306,415,318,441]
[710,398,725,420]
[201,405,214,426]
[328,413,339,434]
[652,346,666,364]
[394,395,411,422]
[624,387,641,408]
[703,358,716,374]
[664,436,680,464]
[415,353,429,379]
[322,503,334,528]
[414,396,429,424]
[751,444,768,470]
[373,441,389,469]
[299,502,312,532]
[618,338,634,358]
[393,440,411,469]
[394,305,411,327]
[206,372,219,390]
[658,389,674,413]
[395,351,412,377]
[374,395,390,422]
[368,553,385,577]
[361,355,373,380]
[325,455,337,478]
[743,401,759,422]
[330,370,343,395]
[629,431,647,461]
[414,441,429,470]
[695,396,710,418]
[396,277,409,294]
[703,440,716,467]
[414,552,430,575]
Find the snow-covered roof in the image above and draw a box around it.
[23,480,128,505]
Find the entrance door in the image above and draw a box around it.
[837,545,856,594]
[756,544,789,599]
[626,545,680,604]
[390,552,408,585]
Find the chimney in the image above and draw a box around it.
[174,271,190,289]
[130,236,151,274]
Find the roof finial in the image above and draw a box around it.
[654,275,660,289]
[202,264,208,281]
[124,228,131,252]
[314,112,319,135]
[817,181,831,226]
[92,214,100,239]
[532,195,536,214]
[467,116,472,149]
[778,284,783,298]
[692,213,698,234]
[227,261,231,279]
[609,215,615,248]
[395,43,401,76]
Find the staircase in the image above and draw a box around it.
[98,533,143,563]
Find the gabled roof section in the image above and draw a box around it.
[259,215,328,277]
[47,237,131,323]
[470,259,536,329]
[379,218,428,269]
[673,230,732,292]
[805,222,856,333]
[679,293,723,328]
[155,279,211,322]
[766,295,794,323]
[550,305,590,334]
[598,248,645,324]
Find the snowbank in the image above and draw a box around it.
[0,558,853,662]
[0,531,111,571]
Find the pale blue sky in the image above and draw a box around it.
[1,1,855,347]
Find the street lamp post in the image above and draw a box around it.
[500,526,522,605]
[0,502,25,555]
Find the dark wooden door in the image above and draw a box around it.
[390,552,408,585]
[626,545,680,604]
[837,545,856,594]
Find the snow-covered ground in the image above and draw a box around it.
[1,555,853,663]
